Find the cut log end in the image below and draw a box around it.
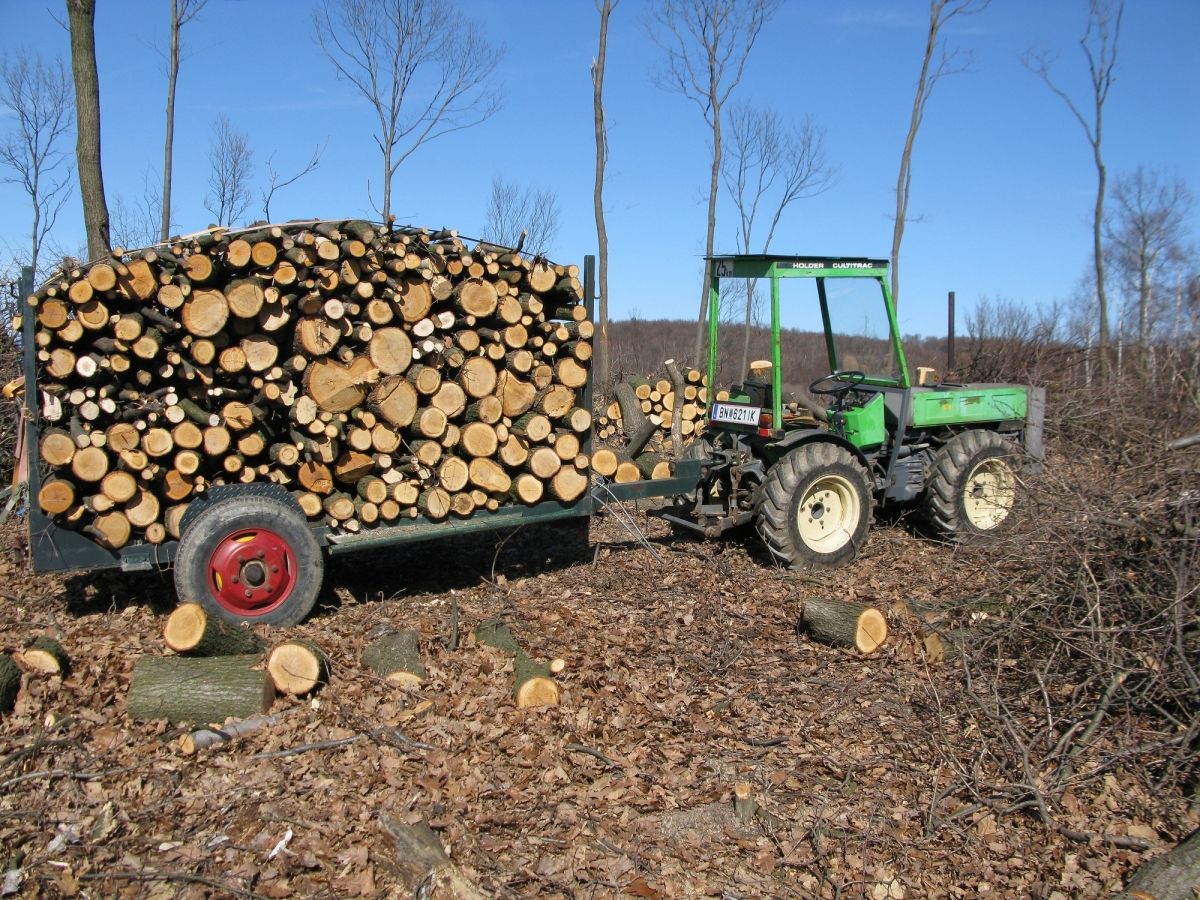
[266,641,327,695]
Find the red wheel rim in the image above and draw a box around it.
[207,528,297,616]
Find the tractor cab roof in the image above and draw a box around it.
[707,255,889,279]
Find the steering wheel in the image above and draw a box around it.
[809,370,867,397]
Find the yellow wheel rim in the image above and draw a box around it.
[796,474,860,552]
[963,458,1015,530]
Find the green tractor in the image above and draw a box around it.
[658,255,1045,569]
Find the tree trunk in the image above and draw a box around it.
[67,0,111,260]
[891,5,940,309]
[126,654,275,723]
[19,637,70,675]
[160,0,181,242]
[592,0,614,394]
[1093,145,1110,378]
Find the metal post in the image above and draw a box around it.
[770,275,782,429]
[705,268,720,415]
[947,291,956,376]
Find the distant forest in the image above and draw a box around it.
[606,318,950,399]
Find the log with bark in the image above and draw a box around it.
[179,710,291,755]
[17,637,70,676]
[361,630,426,688]
[28,219,594,540]
[163,603,266,656]
[798,599,888,653]
[126,654,275,723]
[379,814,487,900]
[1113,825,1199,900]
[472,618,560,708]
[0,653,18,714]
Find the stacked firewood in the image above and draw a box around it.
[25,219,602,548]
[602,366,709,440]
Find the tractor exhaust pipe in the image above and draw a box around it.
[946,291,956,377]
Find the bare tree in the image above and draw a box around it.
[1105,166,1193,371]
[1023,0,1123,377]
[891,0,990,308]
[592,0,618,393]
[111,167,166,252]
[647,0,781,365]
[0,51,73,281]
[203,114,254,228]
[313,0,503,222]
[723,102,838,377]
[159,0,208,242]
[66,0,111,260]
[481,177,561,256]
[261,139,327,222]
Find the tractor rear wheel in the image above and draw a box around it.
[756,443,873,569]
[925,430,1019,538]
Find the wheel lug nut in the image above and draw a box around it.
[231,576,239,584]
[245,590,253,598]
[266,586,273,593]
[236,555,245,564]
[257,550,265,559]
[271,565,279,573]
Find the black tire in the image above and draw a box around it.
[925,430,1019,539]
[174,496,324,627]
[756,442,873,569]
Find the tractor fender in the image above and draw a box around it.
[770,429,872,473]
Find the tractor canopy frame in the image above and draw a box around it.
[704,255,910,430]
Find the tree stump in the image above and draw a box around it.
[798,599,888,653]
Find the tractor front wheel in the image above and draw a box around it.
[925,430,1019,539]
[756,443,873,569]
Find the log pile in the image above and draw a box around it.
[25,219,598,547]
[599,365,710,441]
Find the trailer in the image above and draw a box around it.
[17,252,702,628]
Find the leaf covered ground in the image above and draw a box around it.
[0,506,1191,899]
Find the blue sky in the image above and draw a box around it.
[1,0,1197,338]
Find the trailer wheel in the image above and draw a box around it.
[925,430,1018,538]
[174,496,323,627]
[756,442,873,569]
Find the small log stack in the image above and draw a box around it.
[26,219,603,547]
[598,365,709,442]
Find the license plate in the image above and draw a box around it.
[709,402,761,426]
